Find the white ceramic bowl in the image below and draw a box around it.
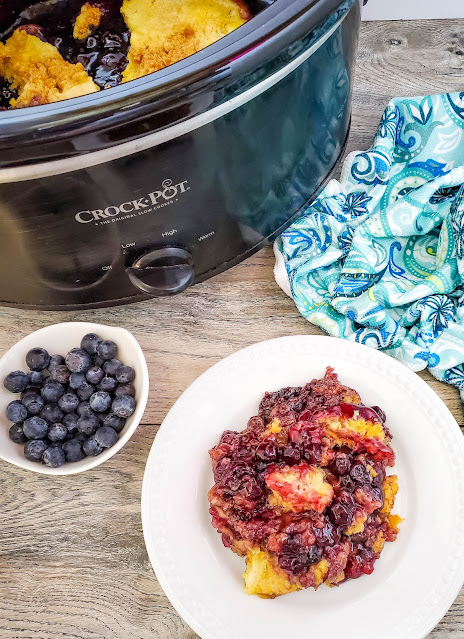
[0,322,149,475]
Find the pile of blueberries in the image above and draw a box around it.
[4,333,136,468]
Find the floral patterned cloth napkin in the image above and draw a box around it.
[274,92,464,402]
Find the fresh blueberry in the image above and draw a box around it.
[62,438,84,462]
[58,392,79,414]
[255,442,278,463]
[86,366,104,385]
[26,347,50,371]
[92,355,105,368]
[115,383,135,398]
[24,439,48,462]
[21,386,41,401]
[94,426,118,448]
[6,400,28,423]
[80,333,102,355]
[76,414,99,436]
[42,445,66,468]
[329,450,354,476]
[281,443,301,465]
[371,405,386,423]
[307,545,323,565]
[48,354,65,369]
[23,416,48,439]
[97,340,117,361]
[350,463,370,484]
[65,348,92,373]
[83,437,103,456]
[4,370,29,393]
[98,376,118,392]
[102,413,125,433]
[89,391,112,413]
[41,380,65,403]
[73,432,87,443]
[112,395,136,418]
[116,366,135,384]
[40,403,63,424]
[9,423,27,444]
[69,372,86,389]
[47,422,67,442]
[62,412,79,433]
[28,370,44,385]
[98,411,109,423]
[313,522,340,547]
[103,359,122,376]
[77,402,94,417]
[22,393,45,415]
[76,382,95,401]
[49,365,70,385]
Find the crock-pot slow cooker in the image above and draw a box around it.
[0,0,360,309]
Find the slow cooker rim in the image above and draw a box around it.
[0,9,349,182]
[0,0,350,126]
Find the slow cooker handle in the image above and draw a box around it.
[126,247,194,296]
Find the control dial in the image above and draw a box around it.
[126,247,194,296]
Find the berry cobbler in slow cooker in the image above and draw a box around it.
[208,368,401,597]
[0,0,251,109]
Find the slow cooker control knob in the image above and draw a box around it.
[126,247,194,296]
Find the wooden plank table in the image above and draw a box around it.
[1,18,463,639]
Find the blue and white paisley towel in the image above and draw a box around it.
[274,92,464,402]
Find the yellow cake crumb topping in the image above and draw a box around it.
[268,491,292,511]
[388,514,403,531]
[326,571,345,587]
[367,464,377,477]
[259,418,282,441]
[121,0,250,82]
[0,30,98,108]
[372,531,385,554]
[324,413,387,442]
[73,3,102,40]
[313,559,330,587]
[266,463,334,514]
[268,419,282,434]
[243,548,301,598]
[381,475,399,514]
[343,390,361,404]
[345,512,368,536]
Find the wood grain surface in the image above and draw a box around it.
[1,18,464,639]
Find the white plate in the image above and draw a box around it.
[142,335,464,639]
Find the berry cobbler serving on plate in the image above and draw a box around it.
[208,368,401,598]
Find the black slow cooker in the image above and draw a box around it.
[0,0,360,309]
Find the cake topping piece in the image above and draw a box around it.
[265,462,334,514]
[121,0,251,82]
[73,3,103,40]
[0,30,98,108]
[243,547,301,598]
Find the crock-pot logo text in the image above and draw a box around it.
[74,179,190,225]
